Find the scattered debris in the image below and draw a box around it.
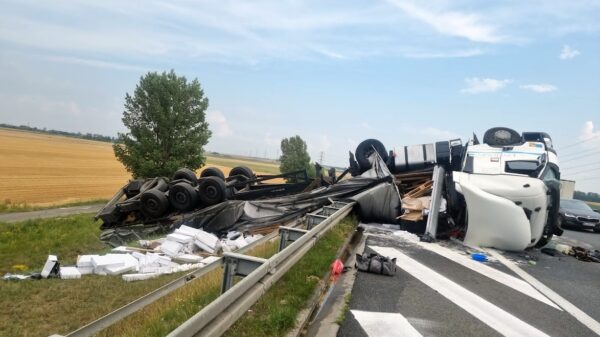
[5,224,265,282]
[570,246,600,263]
[355,253,397,276]
[541,247,559,256]
[41,255,59,279]
[471,253,488,262]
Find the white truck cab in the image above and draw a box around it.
[453,128,562,250]
[351,127,562,251]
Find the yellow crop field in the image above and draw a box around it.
[0,128,281,206]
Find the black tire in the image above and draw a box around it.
[229,166,254,189]
[483,127,522,146]
[355,139,388,172]
[593,227,600,233]
[535,232,553,248]
[172,168,198,185]
[140,188,169,218]
[229,166,254,179]
[200,167,225,180]
[435,141,450,166]
[168,182,199,211]
[198,176,227,206]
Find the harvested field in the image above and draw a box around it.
[0,128,282,206]
[0,128,130,206]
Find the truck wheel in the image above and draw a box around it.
[169,182,199,211]
[229,166,254,179]
[200,167,225,180]
[355,139,388,172]
[140,189,169,218]
[229,166,254,189]
[172,168,198,185]
[435,141,451,166]
[483,127,522,146]
[198,177,227,206]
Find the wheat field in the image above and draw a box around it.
[0,128,280,206]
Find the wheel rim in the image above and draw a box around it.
[146,199,158,211]
[175,191,186,203]
[206,185,217,198]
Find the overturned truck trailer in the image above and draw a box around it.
[96,166,320,229]
[351,126,563,251]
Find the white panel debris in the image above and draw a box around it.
[23,226,263,283]
[167,233,194,244]
[60,266,82,280]
[194,230,219,254]
[160,240,184,257]
[41,255,59,278]
[174,254,204,263]
[122,273,160,282]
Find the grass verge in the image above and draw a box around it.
[223,215,357,337]
[0,214,107,273]
[97,236,281,337]
[0,198,108,214]
[0,214,187,336]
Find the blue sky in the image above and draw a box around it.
[1,0,599,191]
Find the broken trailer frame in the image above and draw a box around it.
[96,168,324,229]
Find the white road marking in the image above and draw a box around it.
[370,231,560,309]
[371,246,551,337]
[487,248,600,336]
[414,239,560,310]
[351,310,423,337]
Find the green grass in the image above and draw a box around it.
[0,214,189,336]
[0,214,107,273]
[0,198,108,214]
[223,215,357,337]
[97,236,281,337]
[0,211,355,337]
[336,293,352,324]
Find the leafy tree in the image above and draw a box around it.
[279,135,311,181]
[113,70,211,178]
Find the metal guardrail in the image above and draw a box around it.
[167,201,355,337]
[64,229,281,337]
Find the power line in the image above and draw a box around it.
[559,149,600,162]
[561,161,600,170]
[571,176,600,182]
[560,147,600,159]
[563,166,600,176]
[557,134,600,152]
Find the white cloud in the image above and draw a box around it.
[206,110,232,137]
[520,84,557,93]
[44,55,146,72]
[461,78,511,94]
[360,122,373,130]
[264,131,280,147]
[319,135,331,152]
[387,0,504,43]
[404,48,484,59]
[560,45,580,60]
[580,121,600,148]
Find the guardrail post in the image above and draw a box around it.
[221,253,267,294]
[321,206,339,216]
[306,214,327,230]
[278,226,309,252]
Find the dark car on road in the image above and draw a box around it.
[559,199,600,233]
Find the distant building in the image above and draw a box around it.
[560,179,575,199]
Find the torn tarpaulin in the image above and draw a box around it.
[176,175,393,235]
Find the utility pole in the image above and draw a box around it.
[319,151,324,164]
